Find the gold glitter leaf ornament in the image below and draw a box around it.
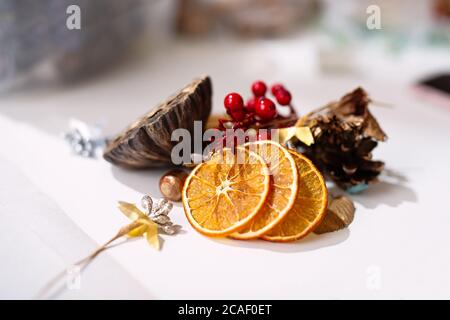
[118,201,160,249]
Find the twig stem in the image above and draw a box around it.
[35,220,141,299]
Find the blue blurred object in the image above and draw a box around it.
[346,183,369,194]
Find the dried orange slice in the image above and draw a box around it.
[231,141,298,240]
[262,150,328,242]
[182,147,270,237]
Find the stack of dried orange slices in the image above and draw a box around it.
[182,141,328,242]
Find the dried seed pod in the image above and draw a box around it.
[159,169,188,202]
[103,76,212,169]
[314,196,355,234]
[297,87,387,190]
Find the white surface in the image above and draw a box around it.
[0,157,150,299]
[1,34,450,299]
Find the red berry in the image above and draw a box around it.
[271,83,285,95]
[275,89,292,106]
[229,109,246,121]
[224,93,244,113]
[255,97,277,122]
[246,97,257,113]
[251,81,267,97]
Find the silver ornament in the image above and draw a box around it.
[63,119,107,158]
[141,195,153,215]
[141,194,180,235]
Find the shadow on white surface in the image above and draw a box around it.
[211,229,350,253]
[327,167,417,210]
[111,165,167,198]
[352,181,417,209]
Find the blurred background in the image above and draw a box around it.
[0,0,449,135]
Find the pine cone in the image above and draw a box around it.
[297,87,387,190]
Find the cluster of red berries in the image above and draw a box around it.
[211,81,293,146]
[223,81,292,129]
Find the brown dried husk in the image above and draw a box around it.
[104,76,212,169]
[314,196,355,234]
[297,87,387,189]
